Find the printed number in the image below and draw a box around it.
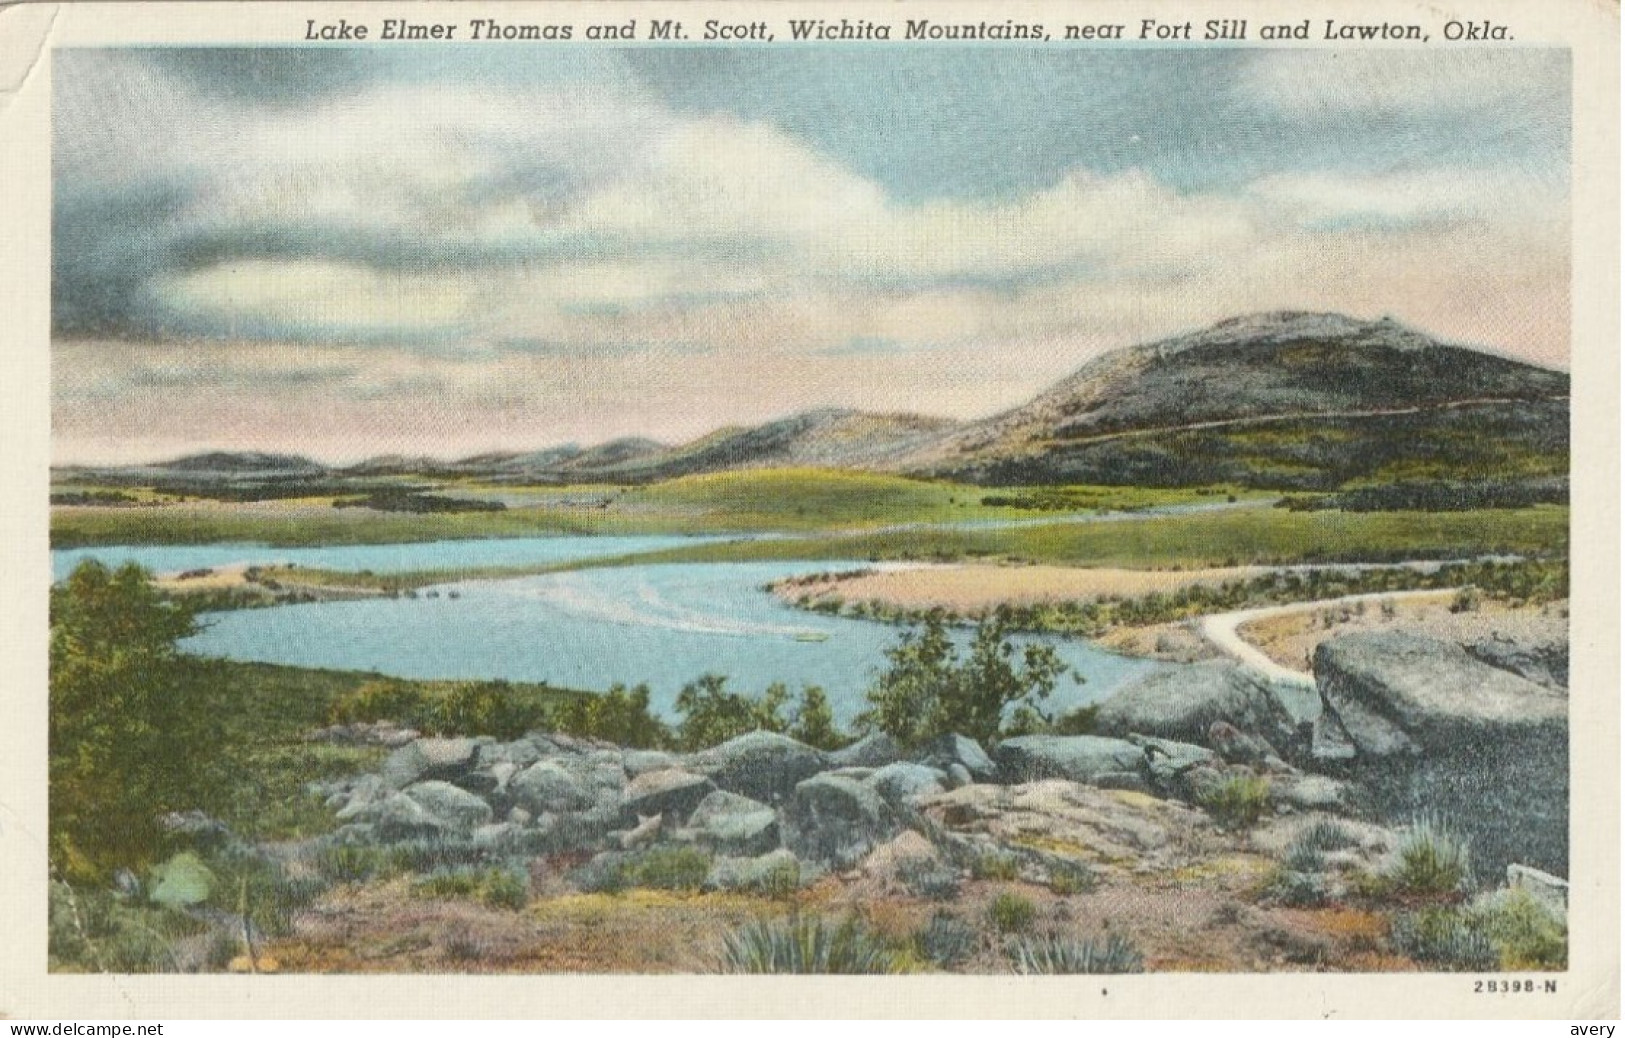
[1473,980,1559,993]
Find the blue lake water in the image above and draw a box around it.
[51,534,723,583]
[172,558,1163,724]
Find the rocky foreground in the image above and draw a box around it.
[154,628,1569,973]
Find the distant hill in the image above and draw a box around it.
[894,312,1569,490]
[159,451,328,475]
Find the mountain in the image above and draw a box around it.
[895,311,1568,489]
[159,451,328,475]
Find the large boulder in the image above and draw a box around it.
[680,790,780,856]
[1313,632,1568,876]
[1129,734,1215,798]
[687,731,828,806]
[403,780,494,834]
[784,774,900,868]
[1463,634,1569,692]
[334,791,447,839]
[917,733,999,784]
[829,732,904,769]
[620,768,715,824]
[993,735,1148,789]
[381,737,489,789]
[508,760,596,815]
[865,762,950,807]
[1094,662,1303,754]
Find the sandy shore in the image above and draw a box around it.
[775,562,1268,612]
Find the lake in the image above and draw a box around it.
[55,537,1168,725]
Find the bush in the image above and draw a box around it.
[551,683,670,749]
[787,685,847,751]
[858,614,1069,748]
[970,850,1022,882]
[1469,889,1567,970]
[673,675,790,752]
[914,912,979,969]
[1265,868,1329,908]
[1047,862,1097,896]
[1390,907,1498,970]
[1293,818,1359,853]
[987,891,1038,934]
[1195,774,1272,829]
[898,857,961,901]
[1009,933,1145,974]
[48,881,201,973]
[1386,817,1473,895]
[327,680,429,727]
[1053,705,1101,736]
[721,915,903,974]
[412,867,530,910]
[624,846,712,892]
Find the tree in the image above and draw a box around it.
[858,612,1070,748]
[787,685,845,751]
[50,560,226,880]
[673,674,790,751]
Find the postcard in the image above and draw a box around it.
[1,0,1617,1019]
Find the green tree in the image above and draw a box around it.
[788,685,845,750]
[858,612,1069,748]
[50,560,226,880]
[673,674,790,751]
[552,683,671,749]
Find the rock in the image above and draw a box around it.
[614,812,664,851]
[1129,734,1215,795]
[829,732,904,769]
[622,750,682,777]
[865,762,950,807]
[335,791,446,839]
[148,852,216,909]
[680,790,780,856]
[1465,635,1569,691]
[381,737,488,789]
[945,763,974,788]
[858,830,942,882]
[1094,662,1303,753]
[918,733,999,783]
[508,760,595,815]
[916,780,1214,875]
[1269,772,1353,813]
[158,810,234,850]
[785,774,899,868]
[474,736,548,771]
[472,822,519,851]
[1208,721,1279,766]
[993,735,1148,787]
[620,769,715,824]
[688,730,828,806]
[1313,632,1569,877]
[706,849,809,893]
[403,780,494,834]
[1506,863,1569,915]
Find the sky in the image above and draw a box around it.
[52,46,1571,465]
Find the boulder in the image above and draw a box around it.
[620,768,715,824]
[829,732,904,769]
[1506,863,1569,915]
[785,774,899,868]
[1129,734,1216,796]
[1207,721,1279,766]
[403,780,494,834]
[381,737,488,789]
[993,735,1148,787]
[865,762,950,807]
[680,790,780,856]
[1269,772,1353,813]
[334,791,446,839]
[1464,635,1569,692]
[706,849,810,893]
[622,750,682,777]
[918,733,999,783]
[508,760,595,815]
[1094,662,1303,753]
[1313,632,1569,877]
[687,730,828,806]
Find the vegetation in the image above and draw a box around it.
[1280,479,1567,513]
[914,912,980,969]
[412,867,530,910]
[333,489,506,513]
[50,561,228,880]
[720,915,904,974]
[858,614,1068,748]
[620,846,714,892]
[1469,889,1568,970]
[986,891,1038,934]
[1195,774,1272,830]
[1385,817,1474,896]
[673,675,845,752]
[1389,907,1499,971]
[1008,933,1146,974]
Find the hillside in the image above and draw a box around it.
[896,312,1569,490]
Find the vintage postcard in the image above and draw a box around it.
[0,0,1617,1020]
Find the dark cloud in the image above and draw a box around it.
[144,48,378,107]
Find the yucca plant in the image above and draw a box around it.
[914,912,980,969]
[1390,907,1497,970]
[1386,817,1473,895]
[1009,933,1145,974]
[721,914,903,974]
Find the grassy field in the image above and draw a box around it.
[558,504,1571,572]
[51,469,1259,548]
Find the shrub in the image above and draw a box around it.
[1469,889,1567,970]
[987,891,1038,934]
[1053,705,1101,736]
[673,675,790,751]
[1196,774,1272,829]
[1386,817,1473,895]
[897,856,961,900]
[1266,868,1328,908]
[1047,862,1097,896]
[551,683,670,750]
[328,680,429,727]
[1390,907,1498,970]
[858,614,1069,748]
[721,915,903,974]
[970,850,1022,882]
[1009,933,1146,974]
[748,857,802,900]
[914,912,979,969]
[315,843,395,885]
[1293,818,1359,853]
[412,867,530,911]
[624,846,712,892]
[787,685,848,751]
